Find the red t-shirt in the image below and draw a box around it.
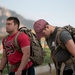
[2,32,33,72]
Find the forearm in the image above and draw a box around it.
[17,53,30,71]
[0,56,7,70]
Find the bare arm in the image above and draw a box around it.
[65,39,75,56]
[15,46,30,75]
[60,30,75,56]
[0,49,8,70]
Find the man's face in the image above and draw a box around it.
[6,20,17,33]
[42,25,51,38]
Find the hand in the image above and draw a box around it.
[15,70,22,75]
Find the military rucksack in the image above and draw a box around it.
[52,25,75,75]
[55,25,75,62]
[14,27,46,66]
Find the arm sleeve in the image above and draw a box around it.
[17,32,30,48]
[60,30,72,44]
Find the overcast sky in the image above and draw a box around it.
[0,0,75,27]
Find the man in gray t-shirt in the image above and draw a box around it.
[33,19,75,75]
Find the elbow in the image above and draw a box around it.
[23,52,30,58]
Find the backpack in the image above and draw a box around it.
[14,27,46,66]
[55,25,75,62]
[52,25,75,75]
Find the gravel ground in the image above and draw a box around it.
[35,64,56,75]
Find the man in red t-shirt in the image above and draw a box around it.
[0,17,35,75]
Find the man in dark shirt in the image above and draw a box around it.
[33,19,75,75]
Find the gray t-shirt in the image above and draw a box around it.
[60,30,72,44]
[46,27,73,70]
[60,30,73,70]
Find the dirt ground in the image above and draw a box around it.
[37,70,56,75]
[35,64,56,75]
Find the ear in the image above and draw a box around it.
[15,24,19,30]
[46,25,49,28]
[15,24,18,27]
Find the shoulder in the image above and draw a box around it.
[2,35,8,43]
[18,32,28,36]
[60,30,72,38]
[18,32,29,38]
[60,30,72,44]
[16,32,30,48]
[60,30,71,36]
[17,32,30,41]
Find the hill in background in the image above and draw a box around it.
[0,7,35,34]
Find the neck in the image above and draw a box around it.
[51,26,56,34]
[8,30,18,36]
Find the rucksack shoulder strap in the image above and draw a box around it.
[55,27,66,49]
[56,25,75,49]
[64,25,74,33]
[3,35,9,49]
[14,32,22,52]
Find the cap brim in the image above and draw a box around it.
[36,32,43,39]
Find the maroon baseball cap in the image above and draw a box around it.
[33,19,49,39]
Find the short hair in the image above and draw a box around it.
[6,17,20,28]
